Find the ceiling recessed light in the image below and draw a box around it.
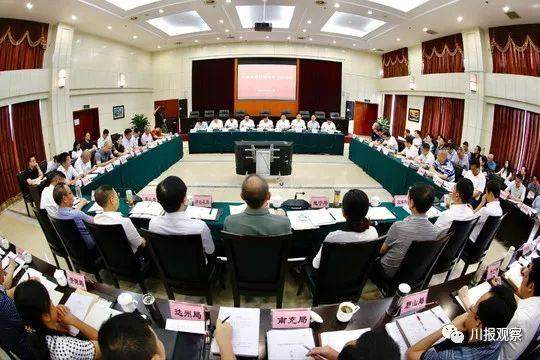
[302,28,307,32]
[353,43,356,46]
[502,5,510,12]
[132,35,138,39]
[26,2,33,10]
[157,45,161,49]
[102,45,107,48]
[287,36,291,40]
[396,37,400,41]
[107,25,112,30]
[239,36,243,39]
[219,19,224,24]
[194,39,199,43]
[130,52,134,55]
[158,8,164,13]
[309,37,313,41]
[266,35,270,39]
[333,40,336,44]
[216,37,220,40]
[307,20,312,24]
[456,16,463,22]
[71,15,78,20]
[367,10,373,15]
[422,27,428,32]
[334,3,340,8]
[226,0,231,3]
[372,47,376,51]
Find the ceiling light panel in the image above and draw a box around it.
[235,5,295,29]
[321,12,385,38]
[104,0,160,11]
[366,0,430,12]
[147,11,211,36]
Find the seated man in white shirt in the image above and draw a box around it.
[468,180,503,243]
[208,118,223,130]
[74,150,96,176]
[97,129,110,149]
[275,115,290,131]
[149,176,215,258]
[193,120,208,131]
[40,171,65,216]
[56,152,81,186]
[507,174,526,202]
[257,117,274,130]
[122,128,137,151]
[306,115,320,131]
[132,128,141,147]
[434,178,475,232]
[224,117,238,130]
[415,142,435,167]
[321,119,336,132]
[239,115,255,130]
[381,130,398,152]
[93,185,145,255]
[400,136,419,159]
[141,126,154,146]
[412,130,422,147]
[291,114,306,132]
[463,160,486,206]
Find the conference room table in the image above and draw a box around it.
[79,135,183,196]
[5,240,480,359]
[348,138,448,199]
[188,130,345,155]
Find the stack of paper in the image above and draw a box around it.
[210,307,260,357]
[403,205,441,218]
[320,328,370,352]
[266,328,315,360]
[308,209,337,226]
[1,252,25,276]
[287,211,318,230]
[84,302,121,330]
[64,292,97,335]
[165,319,206,334]
[395,306,450,346]
[454,282,491,311]
[129,201,164,218]
[184,206,219,221]
[504,262,523,290]
[328,208,346,223]
[366,207,396,221]
[385,322,408,359]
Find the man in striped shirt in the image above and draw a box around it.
[431,149,456,182]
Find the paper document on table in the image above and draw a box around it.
[20,268,58,292]
[184,206,219,221]
[320,328,370,352]
[165,319,206,334]
[403,205,441,218]
[229,204,247,215]
[328,208,346,223]
[396,310,442,347]
[129,201,164,217]
[87,202,103,213]
[2,252,25,269]
[308,209,336,226]
[84,303,121,330]
[286,211,319,230]
[504,262,523,290]
[64,292,96,335]
[210,307,260,357]
[385,322,408,359]
[454,282,491,311]
[266,328,315,360]
[366,207,396,221]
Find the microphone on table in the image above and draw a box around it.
[294,192,305,200]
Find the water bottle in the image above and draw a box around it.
[126,189,134,205]
[386,283,411,317]
[75,184,82,200]
[500,246,515,271]
[333,189,341,207]
[471,262,487,286]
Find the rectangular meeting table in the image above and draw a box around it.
[188,130,345,155]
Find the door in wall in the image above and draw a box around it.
[353,102,379,136]
[73,108,100,142]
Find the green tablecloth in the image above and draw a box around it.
[349,138,447,199]
[188,130,345,155]
[80,136,183,196]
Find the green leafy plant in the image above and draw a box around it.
[130,114,149,132]
[376,117,390,131]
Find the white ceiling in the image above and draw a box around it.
[1,0,539,53]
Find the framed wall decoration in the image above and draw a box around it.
[408,108,420,123]
[113,105,125,120]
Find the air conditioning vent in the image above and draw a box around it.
[175,41,182,45]
[426,29,438,35]
[297,36,306,40]
[315,0,327,5]
[226,35,235,39]
[129,16,138,21]
[505,11,521,19]
[204,0,216,4]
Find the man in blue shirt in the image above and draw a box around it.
[431,149,456,182]
[51,184,94,249]
[486,154,497,172]
[407,285,517,360]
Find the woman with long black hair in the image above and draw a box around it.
[14,280,100,360]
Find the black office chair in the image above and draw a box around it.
[219,110,229,119]
[281,109,292,117]
[460,214,506,276]
[189,111,200,119]
[141,229,218,304]
[48,216,102,281]
[315,111,326,121]
[16,170,33,216]
[259,109,270,117]
[33,207,73,270]
[372,232,451,297]
[299,236,385,306]
[129,216,150,231]
[235,109,246,118]
[397,139,405,152]
[453,163,464,181]
[330,112,340,120]
[84,221,150,292]
[299,110,310,120]
[433,218,479,281]
[221,231,292,308]
[204,110,215,119]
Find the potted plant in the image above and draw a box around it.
[131,114,149,132]
[376,117,390,131]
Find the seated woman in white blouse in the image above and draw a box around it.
[15,280,101,360]
[312,189,378,269]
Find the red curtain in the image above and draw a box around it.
[299,59,342,114]
[522,111,540,177]
[392,95,407,137]
[489,24,540,77]
[422,34,464,74]
[0,18,48,71]
[421,97,464,143]
[382,48,408,78]
[383,94,392,121]
[11,100,46,169]
[192,58,235,113]
[0,106,20,207]
[489,105,526,171]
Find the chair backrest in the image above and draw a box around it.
[204,110,215,118]
[221,231,291,292]
[299,110,310,119]
[437,218,479,269]
[33,208,68,257]
[48,216,96,271]
[467,214,506,259]
[84,221,141,278]
[129,216,150,231]
[16,170,32,201]
[189,111,200,118]
[235,109,246,118]
[314,111,326,120]
[140,229,209,292]
[453,163,464,181]
[259,109,270,117]
[281,109,291,116]
[315,236,385,305]
[330,112,340,120]
[394,232,451,290]
[219,109,229,118]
